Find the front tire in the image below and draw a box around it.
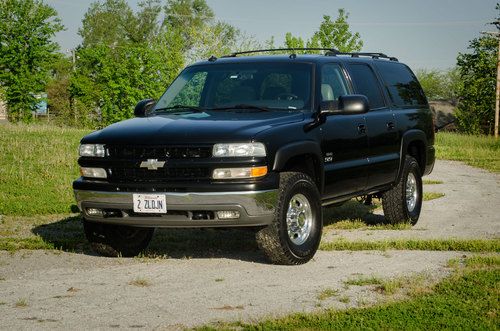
[83,220,154,257]
[256,172,322,265]
[382,156,423,225]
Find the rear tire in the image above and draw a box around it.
[256,172,322,265]
[83,220,154,257]
[382,156,422,225]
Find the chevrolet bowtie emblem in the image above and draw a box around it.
[140,159,165,170]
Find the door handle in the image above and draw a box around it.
[386,121,395,130]
[357,124,366,135]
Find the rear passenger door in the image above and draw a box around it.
[347,63,400,188]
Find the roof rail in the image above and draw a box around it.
[328,52,398,62]
[222,48,340,57]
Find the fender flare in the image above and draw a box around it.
[396,129,428,182]
[272,141,324,193]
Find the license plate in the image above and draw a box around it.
[133,194,167,214]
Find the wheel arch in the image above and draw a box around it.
[397,129,427,182]
[272,141,324,194]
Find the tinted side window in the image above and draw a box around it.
[348,64,385,109]
[376,62,427,107]
[321,64,349,101]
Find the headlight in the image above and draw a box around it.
[213,142,266,157]
[213,166,267,179]
[79,144,105,157]
[80,167,107,179]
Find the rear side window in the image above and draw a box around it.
[376,62,427,107]
[347,64,386,109]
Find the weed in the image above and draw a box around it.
[423,179,444,184]
[128,277,151,287]
[15,298,28,308]
[317,288,339,300]
[344,276,382,286]
[338,296,350,304]
[423,192,445,201]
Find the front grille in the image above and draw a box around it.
[109,167,210,182]
[107,145,211,159]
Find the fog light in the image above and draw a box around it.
[80,167,107,179]
[217,210,240,219]
[86,208,103,216]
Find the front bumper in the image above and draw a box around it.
[74,189,278,228]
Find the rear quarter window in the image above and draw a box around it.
[375,62,427,107]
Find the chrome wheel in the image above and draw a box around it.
[406,172,418,212]
[286,193,313,245]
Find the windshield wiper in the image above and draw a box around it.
[154,105,205,113]
[208,104,274,112]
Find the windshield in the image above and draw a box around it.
[154,62,313,112]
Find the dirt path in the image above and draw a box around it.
[0,160,498,330]
[0,250,460,330]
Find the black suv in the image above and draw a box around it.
[74,48,435,265]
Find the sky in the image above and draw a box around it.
[46,0,499,71]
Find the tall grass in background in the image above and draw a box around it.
[435,132,500,173]
[0,124,90,215]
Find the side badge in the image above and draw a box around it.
[324,152,333,163]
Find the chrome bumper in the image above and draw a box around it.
[74,189,278,228]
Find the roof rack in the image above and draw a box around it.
[218,48,398,62]
[329,52,398,62]
[222,48,340,57]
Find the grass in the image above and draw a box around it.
[196,256,500,330]
[423,192,445,201]
[0,124,89,216]
[128,277,152,287]
[344,276,382,286]
[320,238,500,252]
[327,219,413,231]
[317,288,339,300]
[435,132,500,173]
[15,298,28,308]
[423,179,443,185]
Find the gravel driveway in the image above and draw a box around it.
[0,160,498,330]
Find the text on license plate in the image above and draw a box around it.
[133,194,167,214]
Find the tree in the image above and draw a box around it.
[416,68,460,101]
[46,56,74,126]
[72,0,185,127]
[0,0,64,122]
[79,0,162,47]
[283,9,363,53]
[455,35,497,134]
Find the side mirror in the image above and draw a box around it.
[134,99,156,117]
[320,94,370,116]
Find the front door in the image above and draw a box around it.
[319,63,369,199]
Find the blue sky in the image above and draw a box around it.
[46,0,498,70]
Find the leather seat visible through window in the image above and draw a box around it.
[321,84,334,101]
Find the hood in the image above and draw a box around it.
[82,111,305,145]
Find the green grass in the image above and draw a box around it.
[0,124,89,216]
[435,132,500,172]
[320,238,500,252]
[423,179,443,185]
[423,192,445,201]
[344,276,382,286]
[196,256,500,330]
[327,219,413,231]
